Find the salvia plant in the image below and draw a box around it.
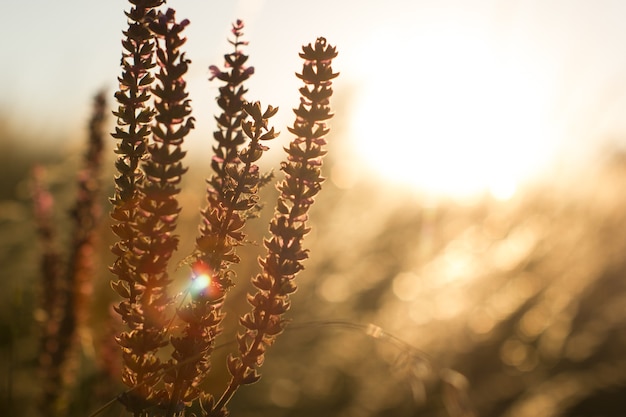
[29,2,483,416]
[32,90,107,417]
[104,1,338,416]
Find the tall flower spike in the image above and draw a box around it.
[110,0,162,414]
[112,4,195,415]
[68,90,106,351]
[110,0,162,337]
[205,19,258,249]
[129,8,198,416]
[164,23,272,413]
[110,0,162,249]
[32,165,63,417]
[35,91,107,417]
[58,90,107,413]
[212,37,338,416]
[169,100,278,415]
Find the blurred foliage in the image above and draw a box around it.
[3,109,626,416]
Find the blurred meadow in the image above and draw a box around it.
[3,1,626,416]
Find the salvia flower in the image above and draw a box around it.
[169,101,278,415]
[111,5,194,415]
[69,90,106,341]
[206,19,256,216]
[110,0,162,330]
[32,165,64,417]
[105,5,340,415]
[110,0,163,411]
[160,24,275,413]
[34,90,107,417]
[210,37,338,416]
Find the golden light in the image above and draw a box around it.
[191,273,212,295]
[347,25,560,200]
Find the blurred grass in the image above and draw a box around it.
[3,111,626,416]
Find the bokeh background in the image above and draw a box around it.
[3,1,626,416]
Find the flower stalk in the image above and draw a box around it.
[106,2,339,414]
[111,3,195,415]
[211,36,338,416]
[109,0,162,411]
[109,0,162,341]
[171,97,278,413]
[33,90,107,417]
[32,165,64,417]
[162,18,282,415]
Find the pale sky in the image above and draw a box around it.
[4,0,626,198]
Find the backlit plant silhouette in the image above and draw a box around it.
[25,3,626,416]
[107,1,338,416]
[33,91,107,417]
[31,4,476,417]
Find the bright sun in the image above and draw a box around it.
[347,25,559,201]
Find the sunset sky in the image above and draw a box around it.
[4,0,626,199]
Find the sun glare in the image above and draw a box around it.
[191,274,211,294]
[348,25,559,201]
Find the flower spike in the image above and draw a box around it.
[111,3,195,414]
[210,37,338,416]
[165,20,278,413]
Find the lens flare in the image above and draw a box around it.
[190,260,218,298]
[191,274,211,295]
